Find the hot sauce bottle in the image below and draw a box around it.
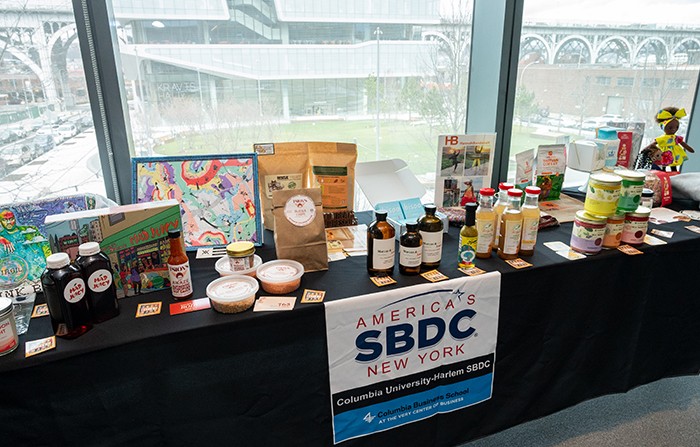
[41,252,93,339]
[167,229,193,300]
[76,242,120,323]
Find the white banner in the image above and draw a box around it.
[325,272,501,443]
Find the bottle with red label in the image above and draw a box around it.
[167,229,193,300]
[76,242,120,323]
[41,253,93,339]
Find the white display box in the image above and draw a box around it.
[355,159,448,239]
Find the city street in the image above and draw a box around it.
[0,128,106,204]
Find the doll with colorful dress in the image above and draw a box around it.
[641,107,694,171]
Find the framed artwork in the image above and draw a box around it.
[132,154,262,249]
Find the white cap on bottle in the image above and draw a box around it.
[78,241,101,257]
[46,252,70,269]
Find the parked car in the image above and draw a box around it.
[0,130,19,145]
[3,143,34,169]
[7,125,27,139]
[57,123,78,139]
[32,134,55,154]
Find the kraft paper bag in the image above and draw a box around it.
[271,188,328,272]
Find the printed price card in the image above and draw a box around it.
[370,276,397,287]
[254,296,296,311]
[31,304,49,318]
[25,336,56,358]
[136,302,162,318]
[301,289,326,303]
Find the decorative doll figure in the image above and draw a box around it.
[641,107,695,171]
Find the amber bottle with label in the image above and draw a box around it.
[76,242,120,323]
[399,221,422,275]
[367,210,396,275]
[41,252,92,339]
[418,204,443,268]
[497,189,524,260]
[167,229,193,300]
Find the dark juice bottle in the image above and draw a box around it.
[367,210,396,275]
[41,252,92,339]
[418,204,443,268]
[76,242,120,323]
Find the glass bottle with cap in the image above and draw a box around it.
[418,204,444,268]
[475,187,496,259]
[226,241,256,272]
[497,188,524,260]
[76,241,119,323]
[493,182,514,251]
[519,186,541,256]
[459,203,478,268]
[640,188,654,209]
[399,221,422,275]
[367,210,396,275]
[167,229,193,300]
[41,252,93,339]
[0,297,19,356]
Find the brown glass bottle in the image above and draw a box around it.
[399,221,422,275]
[167,229,193,300]
[418,204,443,268]
[41,252,93,339]
[367,210,396,275]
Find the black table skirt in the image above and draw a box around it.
[1,213,699,446]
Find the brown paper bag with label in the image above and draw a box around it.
[271,188,328,272]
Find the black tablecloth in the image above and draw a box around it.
[1,213,699,446]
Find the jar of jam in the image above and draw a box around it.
[226,241,256,272]
[621,206,651,245]
[570,210,607,255]
[0,297,19,356]
[602,213,625,249]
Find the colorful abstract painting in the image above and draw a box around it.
[132,155,262,249]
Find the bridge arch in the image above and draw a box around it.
[595,36,632,65]
[519,34,550,64]
[553,35,592,65]
[634,37,669,65]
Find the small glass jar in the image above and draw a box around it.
[640,188,654,209]
[602,213,625,249]
[570,210,607,255]
[621,206,651,245]
[226,241,256,272]
[0,297,19,356]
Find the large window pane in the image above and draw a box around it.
[111,0,473,192]
[509,0,700,185]
[0,0,102,203]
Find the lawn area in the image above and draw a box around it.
[153,119,584,182]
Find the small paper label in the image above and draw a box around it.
[25,336,56,358]
[617,245,644,255]
[686,225,700,234]
[650,229,673,239]
[31,304,49,318]
[64,278,86,304]
[544,241,570,252]
[370,276,397,287]
[643,235,667,246]
[505,258,533,269]
[136,302,162,318]
[265,173,303,199]
[169,297,211,315]
[195,247,227,259]
[254,296,297,311]
[458,266,486,276]
[301,289,326,303]
[420,269,449,282]
[556,249,586,260]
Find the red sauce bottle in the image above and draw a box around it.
[167,229,193,300]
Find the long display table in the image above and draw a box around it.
[1,215,699,446]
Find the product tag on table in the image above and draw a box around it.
[254,296,296,311]
[555,249,586,260]
[169,297,211,316]
[650,229,674,239]
[136,301,162,318]
[458,266,487,276]
[685,225,700,234]
[617,245,644,255]
[195,246,227,259]
[328,252,348,262]
[643,235,667,246]
[370,276,397,287]
[31,303,49,318]
[680,210,700,221]
[544,241,570,252]
[421,270,449,282]
[300,289,326,303]
[505,258,533,269]
[25,336,56,358]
